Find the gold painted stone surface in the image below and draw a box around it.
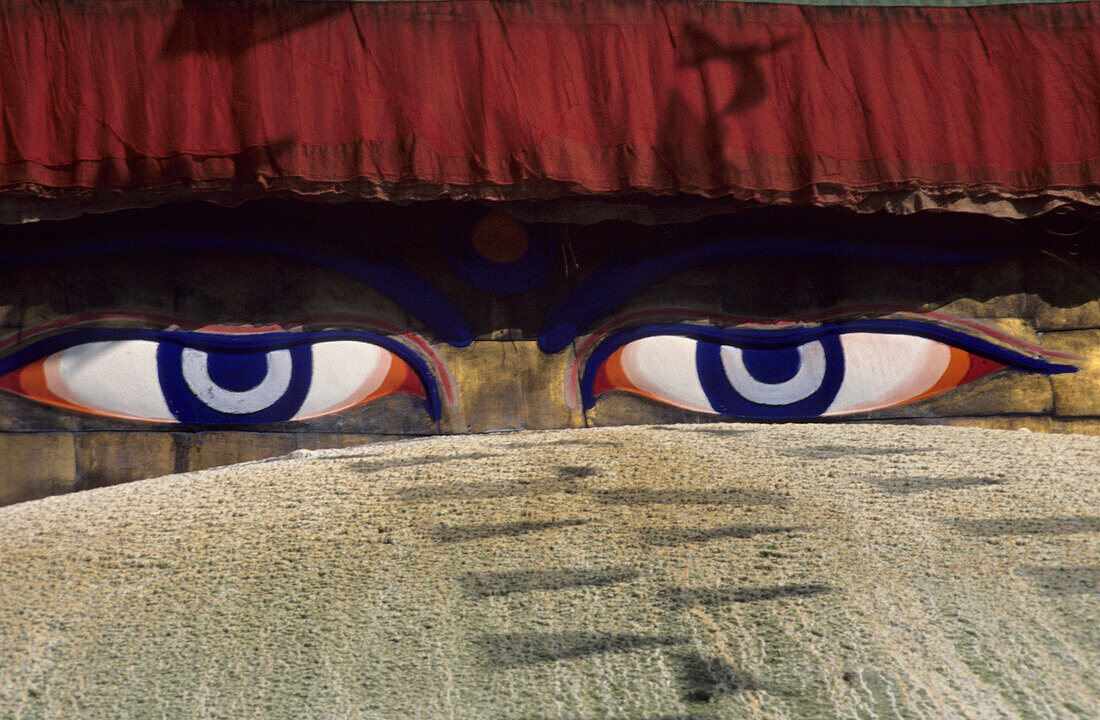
[1043,330,1100,416]
[0,389,78,432]
[75,432,178,490]
[295,433,398,452]
[1053,418,1100,436]
[940,416,1056,433]
[876,371,1054,418]
[585,390,725,428]
[1035,300,1100,331]
[0,424,1097,719]
[182,432,298,474]
[935,293,1034,319]
[0,433,75,506]
[437,340,586,433]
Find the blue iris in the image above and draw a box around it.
[740,347,801,384]
[695,335,844,418]
[157,343,313,424]
[205,351,270,392]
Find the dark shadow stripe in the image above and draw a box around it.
[592,487,779,507]
[352,452,492,473]
[479,632,684,666]
[948,517,1100,536]
[459,566,639,597]
[430,519,588,543]
[671,650,765,703]
[394,464,594,502]
[791,444,934,458]
[864,476,1005,494]
[1016,566,1100,595]
[640,525,799,545]
[662,583,833,608]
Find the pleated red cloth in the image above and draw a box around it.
[2,0,1098,213]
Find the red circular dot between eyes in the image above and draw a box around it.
[470,211,530,264]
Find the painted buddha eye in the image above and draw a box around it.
[0,329,440,423]
[581,321,1076,419]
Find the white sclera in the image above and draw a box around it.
[824,333,951,415]
[293,341,393,419]
[617,335,714,413]
[41,338,403,423]
[719,341,827,405]
[611,332,959,418]
[181,347,293,415]
[47,341,175,421]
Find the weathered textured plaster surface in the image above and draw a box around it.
[0,433,75,506]
[0,424,1097,719]
[1044,330,1100,416]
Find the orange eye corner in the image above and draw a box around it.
[345,353,427,413]
[0,356,105,417]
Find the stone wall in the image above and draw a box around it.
[1,199,1097,504]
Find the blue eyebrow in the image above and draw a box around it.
[538,231,1022,353]
[0,328,443,420]
[578,320,1076,410]
[0,232,474,347]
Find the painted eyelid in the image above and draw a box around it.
[579,320,1076,408]
[0,328,443,421]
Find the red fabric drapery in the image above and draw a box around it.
[2,0,1099,219]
